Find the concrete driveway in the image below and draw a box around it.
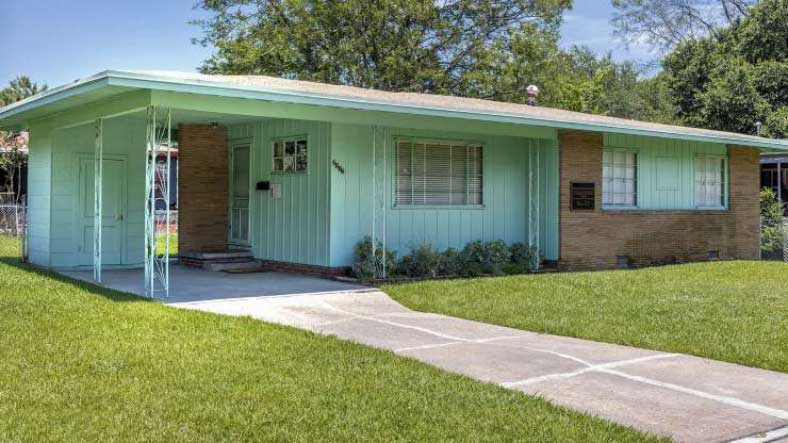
[169,290,788,443]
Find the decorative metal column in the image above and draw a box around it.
[371,126,388,278]
[144,106,172,298]
[528,145,541,270]
[93,118,103,282]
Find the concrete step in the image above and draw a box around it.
[180,250,253,261]
[205,260,264,272]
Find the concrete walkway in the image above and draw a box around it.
[168,290,788,443]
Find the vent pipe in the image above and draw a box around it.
[526,85,540,106]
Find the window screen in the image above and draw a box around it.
[694,155,726,208]
[395,140,483,206]
[602,149,637,207]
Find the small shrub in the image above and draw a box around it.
[352,236,397,279]
[439,247,463,276]
[460,240,512,276]
[399,243,442,278]
[508,242,540,274]
[761,187,785,253]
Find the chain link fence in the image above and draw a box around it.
[761,216,788,261]
[0,193,25,261]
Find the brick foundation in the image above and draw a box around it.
[558,131,760,271]
[177,124,229,254]
[260,260,351,278]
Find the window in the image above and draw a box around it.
[602,149,637,207]
[272,136,308,173]
[395,139,483,206]
[694,154,726,208]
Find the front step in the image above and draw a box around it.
[180,249,261,272]
[205,261,266,272]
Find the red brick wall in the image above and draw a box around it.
[558,131,760,271]
[178,124,229,253]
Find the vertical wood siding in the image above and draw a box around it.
[329,124,559,267]
[46,115,146,267]
[604,133,728,210]
[229,119,331,266]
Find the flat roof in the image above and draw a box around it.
[2,69,787,151]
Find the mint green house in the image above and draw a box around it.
[1,71,786,296]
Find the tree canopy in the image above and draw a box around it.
[0,76,47,107]
[657,0,788,136]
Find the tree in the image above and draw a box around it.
[0,76,47,106]
[611,0,755,54]
[0,76,46,202]
[655,0,788,136]
[193,0,571,96]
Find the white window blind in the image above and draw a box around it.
[395,140,483,206]
[694,155,726,208]
[602,149,637,207]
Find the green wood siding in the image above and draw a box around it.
[229,119,331,267]
[26,126,53,266]
[604,133,728,210]
[329,124,559,267]
[47,115,146,267]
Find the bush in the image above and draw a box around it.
[351,236,397,280]
[459,240,512,276]
[352,238,541,280]
[399,243,442,278]
[761,187,785,253]
[507,242,539,274]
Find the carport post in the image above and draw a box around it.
[93,118,103,282]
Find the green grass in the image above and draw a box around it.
[0,235,21,258]
[155,233,178,257]
[384,261,788,373]
[0,259,665,443]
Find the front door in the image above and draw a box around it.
[229,143,251,247]
[79,156,126,265]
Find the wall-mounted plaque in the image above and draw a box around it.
[571,182,595,210]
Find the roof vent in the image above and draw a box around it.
[526,85,540,106]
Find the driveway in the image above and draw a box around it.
[169,290,788,443]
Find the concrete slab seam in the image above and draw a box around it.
[726,425,788,443]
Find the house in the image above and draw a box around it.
[0,70,786,295]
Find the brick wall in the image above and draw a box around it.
[178,124,229,253]
[558,131,760,271]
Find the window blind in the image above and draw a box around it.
[395,140,483,206]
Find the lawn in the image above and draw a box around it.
[384,261,788,373]
[0,259,665,443]
[155,233,178,257]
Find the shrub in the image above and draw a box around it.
[460,240,512,276]
[351,236,397,280]
[439,247,463,276]
[507,242,539,274]
[761,187,785,253]
[399,243,442,278]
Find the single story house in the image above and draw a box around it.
[1,70,787,296]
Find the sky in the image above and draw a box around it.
[0,0,655,89]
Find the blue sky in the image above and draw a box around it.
[0,0,654,89]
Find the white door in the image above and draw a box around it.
[79,157,126,265]
[229,143,251,247]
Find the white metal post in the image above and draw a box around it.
[144,106,172,298]
[93,118,103,282]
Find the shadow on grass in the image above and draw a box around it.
[0,257,152,304]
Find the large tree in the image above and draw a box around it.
[611,0,755,54]
[0,76,47,107]
[193,0,571,96]
[656,0,788,137]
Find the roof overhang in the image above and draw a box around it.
[2,70,788,151]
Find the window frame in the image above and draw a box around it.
[392,136,485,209]
[271,134,309,174]
[602,147,639,209]
[693,153,728,210]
